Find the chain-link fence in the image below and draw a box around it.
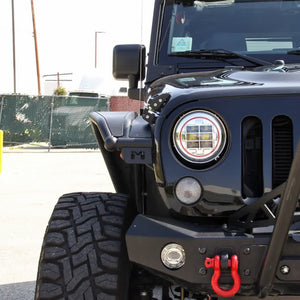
[0,95,109,149]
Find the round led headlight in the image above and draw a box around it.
[173,110,227,164]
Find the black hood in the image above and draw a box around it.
[148,64,300,102]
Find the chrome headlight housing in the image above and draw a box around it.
[173,110,227,164]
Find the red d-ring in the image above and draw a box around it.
[205,255,241,298]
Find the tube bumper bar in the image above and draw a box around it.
[259,142,300,297]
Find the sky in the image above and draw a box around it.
[0,0,155,95]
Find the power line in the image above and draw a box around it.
[43,72,73,88]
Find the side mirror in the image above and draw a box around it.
[113,44,146,100]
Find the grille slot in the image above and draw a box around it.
[242,117,264,198]
[272,115,293,189]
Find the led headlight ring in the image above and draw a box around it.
[173,110,227,165]
[178,116,221,159]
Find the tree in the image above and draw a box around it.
[53,87,67,96]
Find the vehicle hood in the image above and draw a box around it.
[148,65,300,99]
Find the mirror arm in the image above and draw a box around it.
[129,75,139,90]
[128,87,147,101]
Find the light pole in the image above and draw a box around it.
[11,0,16,94]
[95,31,104,68]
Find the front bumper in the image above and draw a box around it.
[126,142,300,297]
[126,214,300,296]
[126,215,268,287]
[126,215,270,284]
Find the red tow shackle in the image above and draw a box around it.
[205,255,241,298]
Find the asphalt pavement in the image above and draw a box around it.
[0,148,114,300]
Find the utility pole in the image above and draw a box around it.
[43,72,73,91]
[11,0,16,94]
[57,72,60,88]
[31,0,41,95]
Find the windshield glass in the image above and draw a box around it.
[158,0,300,65]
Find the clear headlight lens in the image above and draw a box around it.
[173,110,227,164]
[175,177,202,205]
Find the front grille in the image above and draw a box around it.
[242,117,263,198]
[242,115,294,198]
[272,116,294,188]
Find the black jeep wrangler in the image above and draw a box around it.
[35,0,300,299]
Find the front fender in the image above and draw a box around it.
[89,111,154,194]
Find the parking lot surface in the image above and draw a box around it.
[0,149,114,299]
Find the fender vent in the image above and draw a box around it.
[272,115,293,189]
[242,117,263,198]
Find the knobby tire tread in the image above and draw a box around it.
[35,192,131,300]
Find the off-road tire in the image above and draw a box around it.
[35,192,132,300]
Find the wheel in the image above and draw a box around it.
[35,192,133,300]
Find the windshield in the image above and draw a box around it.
[158,0,300,66]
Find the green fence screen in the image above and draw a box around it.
[0,95,108,149]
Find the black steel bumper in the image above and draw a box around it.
[126,142,300,297]
[126,215,269,285]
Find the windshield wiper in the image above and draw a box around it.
[169,49,271,67]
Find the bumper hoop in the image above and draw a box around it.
[205,254,241,298]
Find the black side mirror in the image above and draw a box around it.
[113,44,146,100]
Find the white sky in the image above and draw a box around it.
[0,0,155,95]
